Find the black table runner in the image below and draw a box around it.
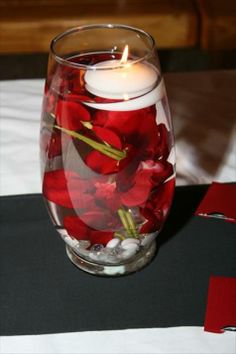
[0,185,235,336]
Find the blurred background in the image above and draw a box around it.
[0,0,236,79]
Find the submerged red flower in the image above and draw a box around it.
[84,126,124,174]
[118,168,153,207]
[156,123,171,159]
[93,106,159,156]
[140,177,175,233]
[43,169,121,231]
[50,64,85,96]
[43,169,80,208]
[94,181,120,211]
[56,99,91,131]
[140,208,162,233]
[42,103,174,239]
[43,169,108,211]
[83,106,171,175]
[42,54,175,245]
[139,159,174,186]
[93,166,154,209]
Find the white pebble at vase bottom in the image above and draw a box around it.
[117,238,140,259]
[121,238,140,247]
[65,240,157,276]
[106,238,121,249]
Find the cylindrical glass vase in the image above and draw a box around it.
[40,24,175,276]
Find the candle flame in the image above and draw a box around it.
[120,45,129,64]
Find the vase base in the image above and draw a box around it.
[66,241,156,276]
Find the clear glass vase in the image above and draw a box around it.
[40,24,176,276]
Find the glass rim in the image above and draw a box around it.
[50,23,156,70]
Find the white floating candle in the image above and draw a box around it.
[85,60,157,100]
[83,80,164,111]
[83,46,164,111]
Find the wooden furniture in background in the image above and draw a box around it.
[0,0,198,53]
[197,0,236,49]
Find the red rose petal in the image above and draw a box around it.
[155,123,170,159]
[140,208,162,233]
[141,160,174,185]
[93,106,163,161]
[92,126,122,149]
[63,93,93,103]
[84,127,123,174]
[85,150,120,174]
[94,106,157,137]
[56,99,90,131]
[43,169,81,209]
[72,193,96,211]
[64,215,89,239]
[79,209,119,231]
[120,169,153,207]
[147,177,175,218]
[94,181,121,210]
[89,230,113,246]
[152,161,173,185]
[64,215,113,245]
[43,169,73,208]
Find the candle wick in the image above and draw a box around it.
[120,45,129,65]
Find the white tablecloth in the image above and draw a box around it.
[0,79,235,354]
[0,79,235,197]
[1,327,235,354]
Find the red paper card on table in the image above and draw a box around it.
[204,276,236,333]
[195,182,236,222]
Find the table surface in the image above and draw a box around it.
[1,184,236,336]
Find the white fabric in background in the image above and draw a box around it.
[0,80,43,196]
[1,327,235,354]
[0,79,235,196]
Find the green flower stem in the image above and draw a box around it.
[118,209,131,236]
[55,125,126,161]
[117,208,139,238]
[126,211,139,238]
[114,232,126,240]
